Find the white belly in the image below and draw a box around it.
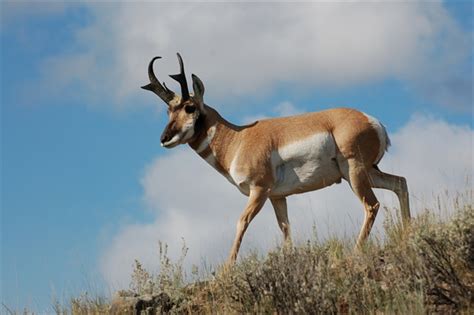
[270,132,342,196]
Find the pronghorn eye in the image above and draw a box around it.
[184,105,196,114]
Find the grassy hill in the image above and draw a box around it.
[19,192,474,314]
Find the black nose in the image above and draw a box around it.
[160,132,171,144]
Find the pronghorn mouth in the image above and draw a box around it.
[162,129,195,148]
[161,134,181,148]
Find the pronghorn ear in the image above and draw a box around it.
[192,74,205,111]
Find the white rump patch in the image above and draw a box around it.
[363,113,391,164]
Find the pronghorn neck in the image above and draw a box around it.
[188,106,234,155]
[188,105,242,175]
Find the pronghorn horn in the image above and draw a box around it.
[169,53,190,101]
[141,56,176,105]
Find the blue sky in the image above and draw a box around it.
[1,1,472,312]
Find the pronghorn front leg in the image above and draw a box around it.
[270,197,292,244]
[228,186,269,265]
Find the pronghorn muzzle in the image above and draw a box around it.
[160,121,179,148]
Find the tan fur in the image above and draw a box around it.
[190,107,381,190]
[270,197,291,242]
[144,55,409,265]
[186,105,409,264]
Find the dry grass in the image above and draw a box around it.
[121,191,473,314]
[6,192,472,314]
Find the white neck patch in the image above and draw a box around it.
[196,125,216,154]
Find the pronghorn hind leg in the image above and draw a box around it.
[227,186,269,265]
[270,197,292,244]
[369,168,411,227]
[345,158,380,248]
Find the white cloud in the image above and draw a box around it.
[100,114,473,288]
[274,101,302,117]
[37,1,471,109]
[242,101,302,123]
[380,114,473,205]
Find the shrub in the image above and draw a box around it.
[46,192,472,314]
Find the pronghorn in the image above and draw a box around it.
[142,53,410,264]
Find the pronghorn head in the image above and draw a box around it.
[141,53,206,148]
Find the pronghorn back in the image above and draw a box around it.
[225,108,389,196]
[239,107,388,165]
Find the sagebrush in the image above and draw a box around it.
[8,193,472,314]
